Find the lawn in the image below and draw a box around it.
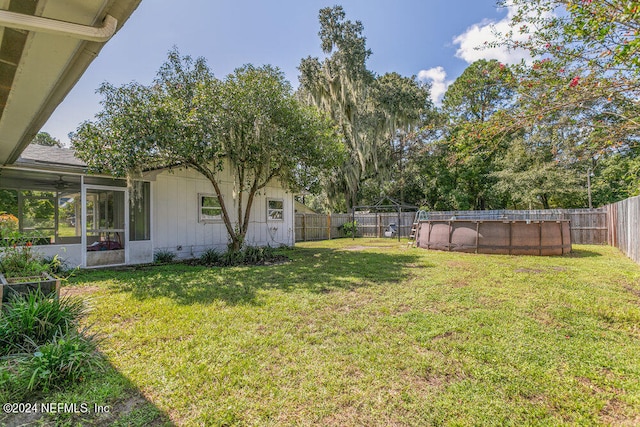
[6,239,640,426]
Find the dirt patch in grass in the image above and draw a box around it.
[61,285,101,297]
[448,280,469,288]
[0,393,167,427]
[432,331,456,341]
[531,310,563,329]
[624,285,640,299]
[341,245,390,251]
[576,376,607,394]
[445,260,473,269]
[515,267,567,274]
[600,398,640,426]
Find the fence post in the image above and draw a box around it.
[376,213,381,238]
[327,214,332,240]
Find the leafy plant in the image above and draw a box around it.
[219,246,282,266]
[19,329,103,393]
[0,290,85,355]
[341,220,358,238]
[199,248,220,266]
[220,250,245,267]
[243,246,264,264]
[0,229,53,279]
[154,250,176,264]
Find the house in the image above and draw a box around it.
[0,144,295,268]
[0,1,295,268]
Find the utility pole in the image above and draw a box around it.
[587,167,592,209]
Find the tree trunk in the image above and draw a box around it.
[541,194,550,210]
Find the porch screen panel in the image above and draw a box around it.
[86,189,126,250]
[129,182,150,241]
[20,191,56,242]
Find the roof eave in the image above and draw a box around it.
[3,0,142,165]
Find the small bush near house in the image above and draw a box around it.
[217,245,286,266]
[220,249,245,266]
[0,229,61,279]
[0,240,49,279]
[41,254,70,276]
[153,250,176,264]
[199,248,220,265]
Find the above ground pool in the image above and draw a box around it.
[416,219,571,256]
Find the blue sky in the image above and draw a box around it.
[42,1,526,145]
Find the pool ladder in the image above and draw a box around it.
[407,211,420,247]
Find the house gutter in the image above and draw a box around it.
[0,10,117,42]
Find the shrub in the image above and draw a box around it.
[154,250,176,263]
[199,248,220,265]
[243,246,264,264]
[0,290,85,356]
[41,254,67,275]
[0,243,48,279]
[0,229,52,279]
[220,250,245,267]
[342,220,358,238]
[219,246,282,266]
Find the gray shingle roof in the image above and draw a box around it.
[16,144,86,168]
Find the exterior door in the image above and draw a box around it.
[82,185,128,267]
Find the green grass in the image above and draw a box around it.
[8,239,640,425]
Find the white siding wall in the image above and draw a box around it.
[151,167,294,259]
[32,244,82,270]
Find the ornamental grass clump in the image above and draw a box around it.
[0,290,85,355]
[20,329,103,393]
[153,250,176,264]
[0,291,103,401]
[199,248,220,266]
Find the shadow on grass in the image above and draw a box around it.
[0,352,172,427]
[69,247,424,306]
[567,248,603,258]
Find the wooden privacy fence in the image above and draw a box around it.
[295,212,417,241]
[606,196,640,264]
[295,208,608,245]
[295,201,640,267]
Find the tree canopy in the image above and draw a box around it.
[299,6,431,210]
[31,132,62,148]
[72,49,343,250]
[492,0,639,152]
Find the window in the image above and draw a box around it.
[199,194,222,222]
[267,199,284,221]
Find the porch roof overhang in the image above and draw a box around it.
[0,0,142,166]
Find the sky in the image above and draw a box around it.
[42,0,528,146]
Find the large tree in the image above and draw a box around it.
[436,59,516,210]
[493,0,639,152]
[72,50,342,251]
[299,6,430,210]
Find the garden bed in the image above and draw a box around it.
[0,272,60,310]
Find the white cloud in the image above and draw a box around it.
[417,66,453,105]
[453,6,531,65]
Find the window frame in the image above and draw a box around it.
[199,193,223,223]
[267,198,284,222]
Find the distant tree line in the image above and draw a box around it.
[299,2,639,212]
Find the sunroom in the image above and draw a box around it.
[0,145,152,268]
